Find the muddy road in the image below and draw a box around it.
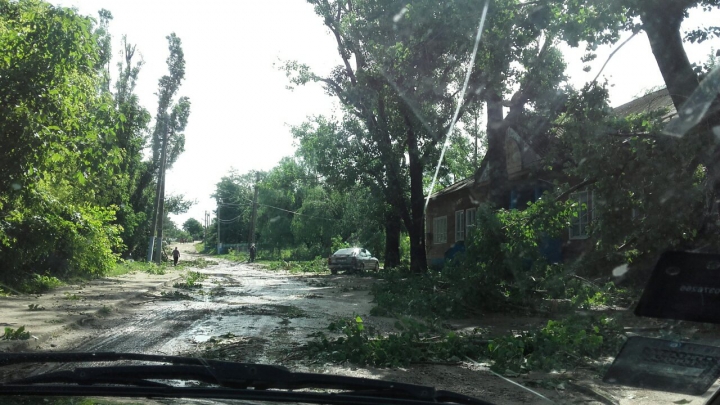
[9,251,719,405]
[12,254,557,404]
[74,258,380,364]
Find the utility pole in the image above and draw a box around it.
[216,199,221,254]
[248,172,260,244]
[154,116,170,264]
[474,109,479,168]
[147,115,169,263]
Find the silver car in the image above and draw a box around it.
[327,247,380,274]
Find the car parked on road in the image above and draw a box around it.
[327,247,380,274]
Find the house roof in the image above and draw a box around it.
[434,88,677,200]
[612,87,676,119]
[428,177,474,199]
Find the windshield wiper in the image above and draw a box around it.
[0,352,495,405]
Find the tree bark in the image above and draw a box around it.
[486,94,509,208]
[640,2,699,110]
[383,209,401,269]
[406,117,428,273]
[640,2,720,239]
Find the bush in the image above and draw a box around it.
[0,200,122,287]
[19,274,63,294]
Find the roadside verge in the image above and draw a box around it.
[0,268,185,352]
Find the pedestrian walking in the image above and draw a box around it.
[249,244,257,263]
[172,247,180,266]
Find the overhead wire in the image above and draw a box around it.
[217,195,337,222]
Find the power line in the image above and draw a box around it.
[224,195,337,222]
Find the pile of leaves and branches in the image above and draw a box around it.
[373,198,631,318]
[487,314,625,375]
[302,316,487,368]
[173,271,207,289]
[264,257,329,274]
[363,198,632,373]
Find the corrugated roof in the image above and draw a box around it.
[613,87,676,119]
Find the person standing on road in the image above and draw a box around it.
[249,244,256,263]
[172,247,180,266]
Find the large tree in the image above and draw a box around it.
[0,1,126,282]
[287,0,599,272]
[147,33,191,262]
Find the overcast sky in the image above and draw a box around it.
[55,1,719,227]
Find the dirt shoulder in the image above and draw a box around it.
[0,243,202,353]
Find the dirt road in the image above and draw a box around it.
[4,248,719,404]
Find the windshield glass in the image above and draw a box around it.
[1,1,720,404]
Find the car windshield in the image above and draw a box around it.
[1,1,720,404]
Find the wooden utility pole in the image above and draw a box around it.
[248,172,260,244]
[474,109,479,168]
[217,199,221,254]
[147,115,169,263]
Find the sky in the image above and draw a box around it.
[54,1,719,227]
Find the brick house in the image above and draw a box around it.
[425,88,676,266]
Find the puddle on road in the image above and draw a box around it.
[67,263,376,367]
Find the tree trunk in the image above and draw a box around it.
[486,95,509,208]
[640,3,699,110]
[383,209,401,269]
[640,2,720,240]
[406,119,428,274]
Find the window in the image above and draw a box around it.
[465,208,477,230]
[506,137,522,174]
[433,216,447,244]
[569,190,593,239]
[455,211,465,242]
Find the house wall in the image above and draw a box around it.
[425,187,481,266]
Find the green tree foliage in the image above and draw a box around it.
[567,0,720,236]
[209,156,386,261]
[183,218,204,240]
[286,0,609,272]
[0,1,192,285]
[547,84,712,275]
[0,1,125,284]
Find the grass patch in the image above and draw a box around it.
[108,261,169,276]
[2,326,31,340]
[176,257,215,269]
[195,242,205,253]
[173,271,208,289]
[97,305,112,316]
[63,292,80,300]
[262,257,329,274]
[18,274,64,294]
[216,251,249,262]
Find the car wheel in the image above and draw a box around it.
[330,268,338,275]
[358,262,364,272]
[373,261,379,271]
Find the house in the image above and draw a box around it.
[425,88,677,266]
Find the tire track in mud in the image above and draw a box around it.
[69,260,377,363]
